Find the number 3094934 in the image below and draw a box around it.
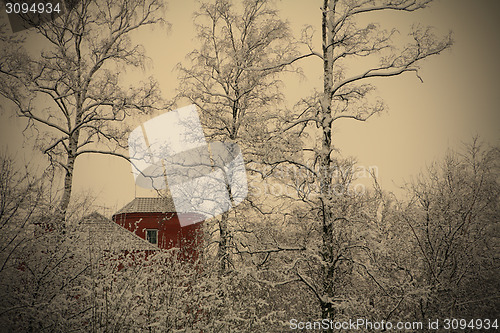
[5,2,61,15]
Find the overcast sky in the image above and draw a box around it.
[1,0,499,214]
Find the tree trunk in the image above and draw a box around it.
[218,211,230,275]
[320,0,336,323]
[58,124,80,222]
[216,100,239,275]
[58,153,76,221]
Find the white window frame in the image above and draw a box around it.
[145,229,158,246]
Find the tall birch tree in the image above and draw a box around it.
[177,0,296,274]
[0,0,165,220]
[261,0,453,323]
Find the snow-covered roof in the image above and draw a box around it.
[77,212,158,251]
[114,197,176,215]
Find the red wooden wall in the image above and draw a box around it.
[112,212,204,260]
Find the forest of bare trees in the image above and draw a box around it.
[0,0,498,332]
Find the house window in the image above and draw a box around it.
[146,229,158,245]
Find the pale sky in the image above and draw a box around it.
[1,0,499,214]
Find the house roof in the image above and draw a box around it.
[77,212,159,251]
[114,196,176,215]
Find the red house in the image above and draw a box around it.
[112,197,204,260]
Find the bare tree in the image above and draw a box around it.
[0,0,165,219]
[254,0,454,323]
[176,0,296,274]
[403,139,500,319]
[0,152,94,332]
